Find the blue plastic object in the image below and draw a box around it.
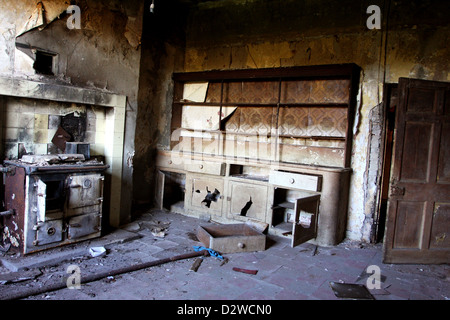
[193,245,224,260]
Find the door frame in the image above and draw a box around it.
[372,83,398,243]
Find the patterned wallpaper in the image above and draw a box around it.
[202,78,350,138]
[206,79,350,104]
[224,106,347,137]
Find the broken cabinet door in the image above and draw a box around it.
[190,176,224,214]
[228,180,268,222]
[291,194,320,247]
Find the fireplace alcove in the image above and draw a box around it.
[0,77,127,228]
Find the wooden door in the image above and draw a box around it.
[383,78,450,264]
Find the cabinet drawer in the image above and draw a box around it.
[156,154,185,170]
[185,161,226,176]
[269,171,320,191]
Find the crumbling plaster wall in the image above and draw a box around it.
[0,0,145,226]
[161,0,449,242]
[132,0,186,210]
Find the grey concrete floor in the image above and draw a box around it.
[0,209,449,302]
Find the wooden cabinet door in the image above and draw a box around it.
[383,78,450,264]
[292,194,320,247]
[228,181,268,222]
[190,176,224,214]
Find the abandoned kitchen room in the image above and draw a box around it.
[0,0,449,303]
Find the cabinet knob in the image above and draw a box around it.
[290,178,295,184]
[238,242,245,249]
[199,164,204,169]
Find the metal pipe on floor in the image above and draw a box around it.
[2,249,209,301]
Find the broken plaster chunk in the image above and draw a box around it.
[121,222,141,232]
[58,154,85,162]
[21,154,59,164]
[89,246,106,258]
[152,230,166,238]
[141,220,169,238]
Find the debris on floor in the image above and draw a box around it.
[232,267,258,275]
[0,269,42,285]
[329,282,375,300]
[193,246,224,260]
[0,209,448,301]
[89,247,106,258]
[189,258,203,272]
[141,220,171,238]
[121,222,141,232]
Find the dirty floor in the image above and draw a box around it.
[0,209,449,302]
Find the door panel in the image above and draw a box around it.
[406,87,436,113]
[437,123,450,182]
[392,200,425,249]
[400,122,433,182]
[429,203,450,249]
[228,181,267,222]
[384,78,450,264]
[190,176,224,213]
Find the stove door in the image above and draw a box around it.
[67,174,104,216]
[35,219,63,246]
[67,213,101,239]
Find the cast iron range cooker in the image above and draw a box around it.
[1,155,108,255]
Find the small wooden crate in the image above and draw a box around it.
[197,223,266,253]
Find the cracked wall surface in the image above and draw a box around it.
[0,0,144,226]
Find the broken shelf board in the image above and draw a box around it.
[272,201,295,210]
